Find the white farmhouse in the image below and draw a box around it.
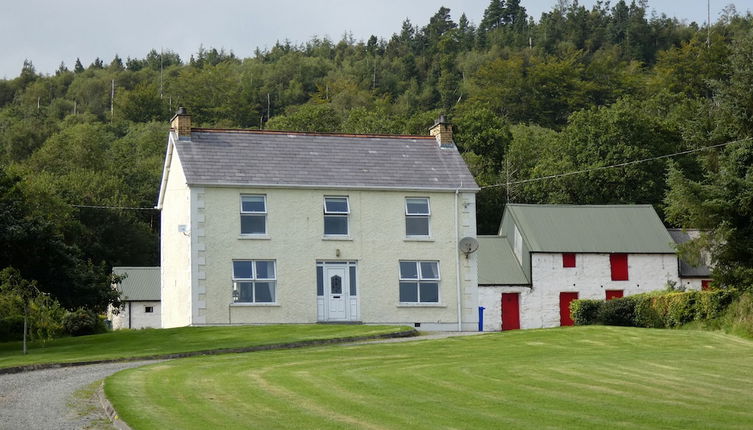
[108,267,161,329]
[478,204,681,331]
[157,109,479,331]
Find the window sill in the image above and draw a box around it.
[238,234,271,240]
[322,236,353,241]
[230,302,280,307]
[397,303,446,308]
[404,237,434,242]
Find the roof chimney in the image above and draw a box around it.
[429,115,454,148]
[170,107,191,140]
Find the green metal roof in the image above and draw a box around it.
[477,236,530,285]
[112,267,160,301]
[506,204,676,253]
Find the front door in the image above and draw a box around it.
[501,293,520,330]
[559,292,579,326]
[326,266,348,320]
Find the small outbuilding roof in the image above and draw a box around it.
[112,267,160,301]
[477,236,530,285]
[667,229,712,277]
[173,129,478,191]
[505,204,676,253]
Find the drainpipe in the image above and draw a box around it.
[455,186,462,332]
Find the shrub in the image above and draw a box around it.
[0,315,24,342]
[720,292,753,337]
[571,299,603,325]
[598,297,638,327]
[633,294,664,328]
[63,308,107,336]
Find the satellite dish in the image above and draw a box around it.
[459,237,479,257]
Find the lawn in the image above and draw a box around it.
[0,324,412,369]
[107,326,753,430]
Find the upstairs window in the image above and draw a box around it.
[562,253,576,268]
[399,261,440,303]
[324,197,349,236]
[240,195,267,235]
[405,197,430,237]
[232,260,276,303]
[610,253,628,281]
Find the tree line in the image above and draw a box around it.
[0,0,752,318]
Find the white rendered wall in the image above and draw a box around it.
[109,302,162,330]
[679,278,709,291]
[160,141,193,328]
[478,252,680,330]
[196,187,477,331]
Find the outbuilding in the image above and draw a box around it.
[108,267,161,329]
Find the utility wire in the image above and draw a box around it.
[482,137,751,190]
[72,204,158,211]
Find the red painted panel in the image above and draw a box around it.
[701,280,711,291]
[562,253,576,268]
[501,293,520,331]
[559,292,579,326]
[610,253,629,281]
[605,290,624,300]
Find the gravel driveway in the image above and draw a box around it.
[0,361,155,430]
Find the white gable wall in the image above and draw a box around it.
[109,301,162,330]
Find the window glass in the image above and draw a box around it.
[420,262,439,279]
[419,283,439,302]
[241,195,266,212]
[316,266,324,296]
[233,261,253,279]
[241,215,266,235]
[349,266,357,296]
[237,282,254,302]
[399,282,418,302]
[324,197,349,213]
[331,275,342,294]
[399,261,418,279]
[406,217,429,236]
[324,216,348,235]
[406,198,430,215]
[255,282,275,302]
[255,261,275,279]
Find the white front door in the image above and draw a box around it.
[325,266,348,320]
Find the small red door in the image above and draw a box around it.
[605,290,623,300]
[559,292,579,326]
[501,293,520,331]
[701,280,711,290]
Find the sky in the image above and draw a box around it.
[2,0,750,79]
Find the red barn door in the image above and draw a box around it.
[559,292,579,326]
[501,293,520,331]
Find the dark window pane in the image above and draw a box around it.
[399,282,418,302]
[324,197,349,213]
[406,217,429,236]
[238,282,254,302]
[316,266,324,296]
[324,215,348,235]
[420,262,439,279]
[349,266,357,296]
[233,261,253,279]
[256,261,275,279]
[419,282,439,302]
[241,195,266,212]
[241,214,266,234]
[331,275,342,294]
[406,198,429,215]
[399,262,418,279]
[255,282,275,302]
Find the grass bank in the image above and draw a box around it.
[107,326,753,430]
[0,324,412,370]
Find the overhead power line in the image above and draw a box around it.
[71,204,158,211]
[481,137,751,190]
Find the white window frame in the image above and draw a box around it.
[323,196,350,236]
[232,260,277,304]
[398,260,440,304]
[240,195,267,236]
[405,197,431,237]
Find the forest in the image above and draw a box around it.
[0,0,752,314]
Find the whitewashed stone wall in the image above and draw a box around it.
[679,278,708,291]
[109,301,162,330]
[478,252,681,330]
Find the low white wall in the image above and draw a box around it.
[478,253,680,330]
[679,278,708,291]
[109,301,162,330]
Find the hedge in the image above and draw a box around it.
[571,289,739,328]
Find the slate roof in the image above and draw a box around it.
[667,229,712,277]
[112,267,160,301]
[477,236,530,285]
[173,129,478,191]
[506,204,676,253]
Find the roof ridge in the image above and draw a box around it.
[506,203,654,208]
[191,128,434,140]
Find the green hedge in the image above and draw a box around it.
[571,289,739,328]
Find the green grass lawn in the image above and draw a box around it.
[107,326,753,430]
[0,324,411,369]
